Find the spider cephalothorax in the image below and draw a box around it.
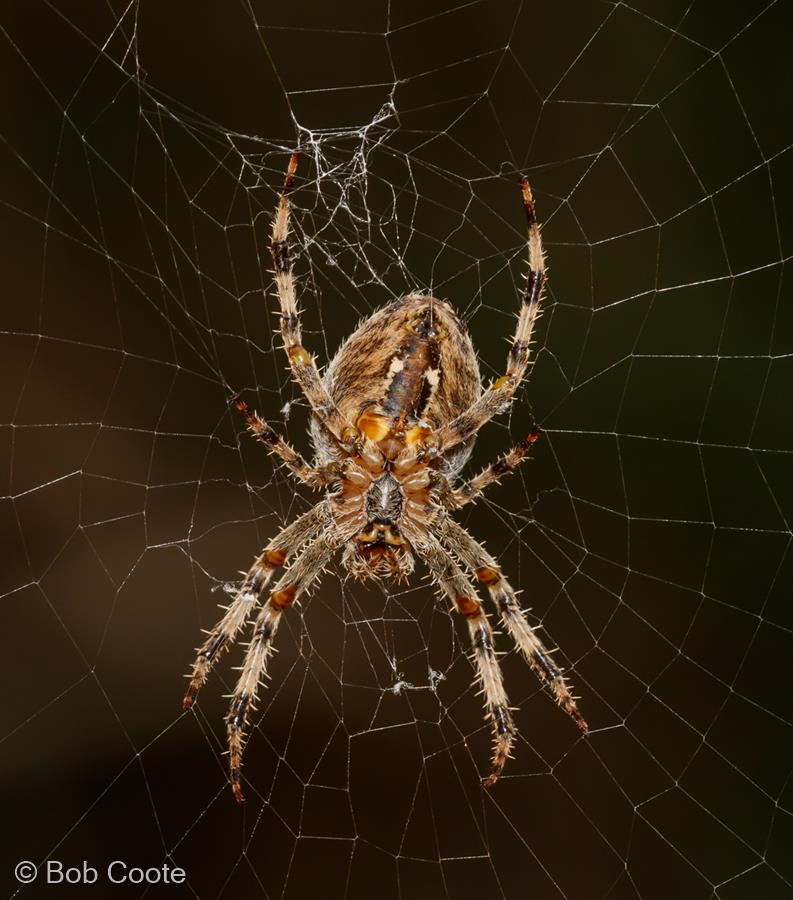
[342,472,412,580]
[183,154,587,803]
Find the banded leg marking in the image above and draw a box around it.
[234,396,341,488]
[226,598,285,803]
[415,538,515,786]
[436,515,587,733]
[182,502,331,710]
[434,178,546,456]
[450,427,541,508]
[269,153,350,442]
[226,528,344,802]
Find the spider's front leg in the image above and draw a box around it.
[436,515,588,733]
[182,502,333,710]
[413,536,515,786]
[226,525,353,802]
[434,178,546,456]
[269,153,352,444]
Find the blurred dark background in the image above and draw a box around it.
[2,1,792,898]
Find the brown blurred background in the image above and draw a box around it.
[2,1,792,899]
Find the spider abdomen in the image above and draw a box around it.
[312,294,481,469]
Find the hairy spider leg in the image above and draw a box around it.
[182,502,333,710]
[415,536,516,786]
[449,427,541,508]
[436,515,587,733]
[270,153,354,445]
[234,396,341,488]
[226,525,354,802]
[434,178,545,455]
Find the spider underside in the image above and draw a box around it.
[183,154,588,802]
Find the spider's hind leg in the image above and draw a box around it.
[433,178,546,456]
[268,153,351,443]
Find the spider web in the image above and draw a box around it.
[2,1,792,898]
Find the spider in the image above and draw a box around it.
[183,153,587,802]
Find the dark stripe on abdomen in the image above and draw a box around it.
[381,329,440,421]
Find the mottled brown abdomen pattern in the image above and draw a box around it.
[324,294,482,427]
[311,294,481,467]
